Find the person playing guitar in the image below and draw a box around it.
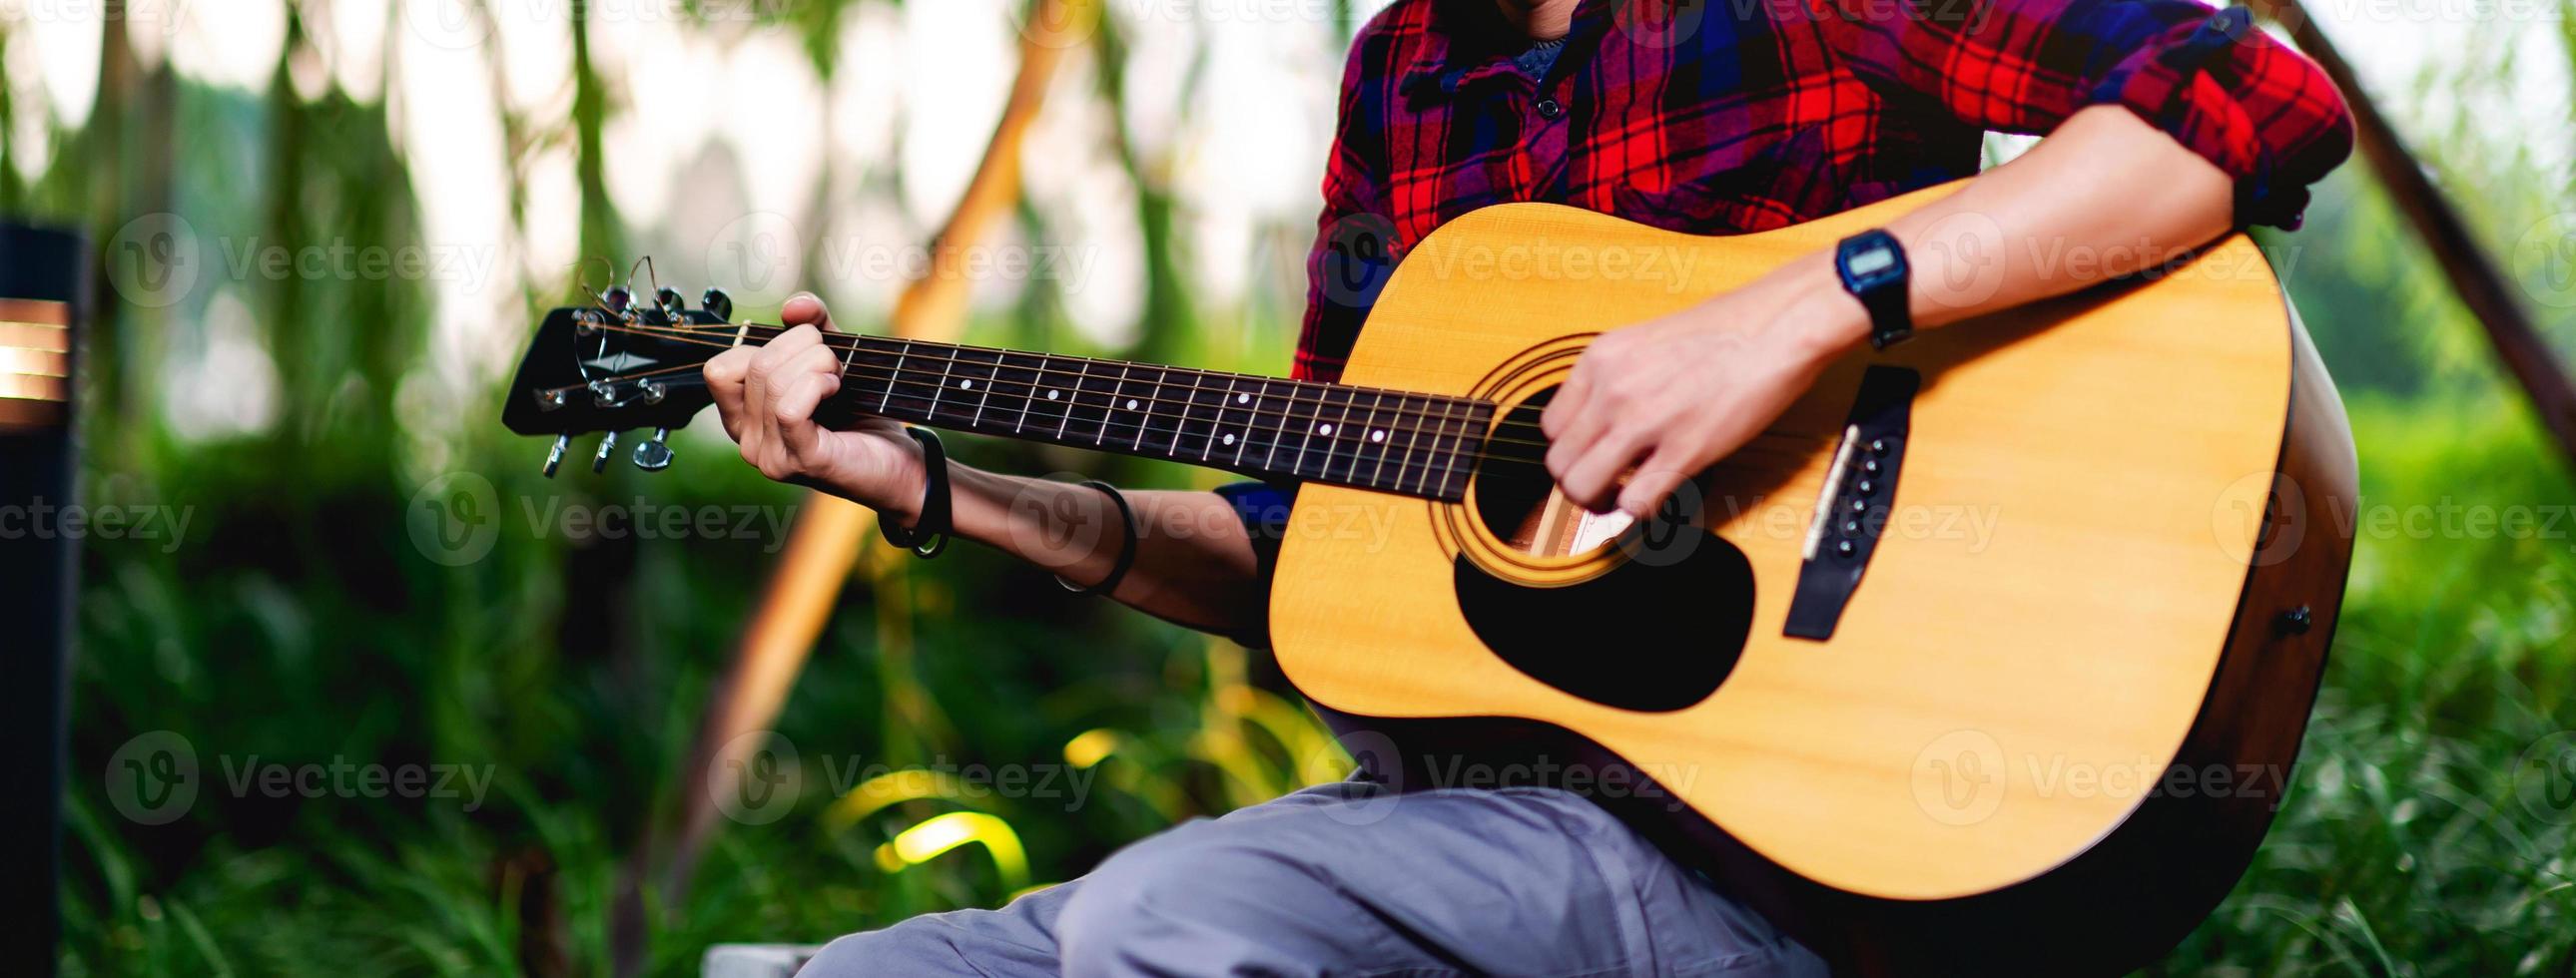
[706,0,2353,972]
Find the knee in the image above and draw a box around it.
[793,926,948,977]
[1056,824,1302,977]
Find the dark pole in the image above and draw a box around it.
[0,224,84,978]
[2249,0,2576,468]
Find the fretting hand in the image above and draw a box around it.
[702,293,932,524]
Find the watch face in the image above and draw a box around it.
[1845,245,1897,277]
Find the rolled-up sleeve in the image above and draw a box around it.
[1825,0,2355,228]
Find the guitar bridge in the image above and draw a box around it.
[1783,365,1920,641]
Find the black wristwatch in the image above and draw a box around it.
[1835,229,1913,350]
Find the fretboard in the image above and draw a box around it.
[817,335,1492,500]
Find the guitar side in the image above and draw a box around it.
[1268,184,2354,973]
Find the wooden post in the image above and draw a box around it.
[2249,0,2576,467]
[609,3,1093,972]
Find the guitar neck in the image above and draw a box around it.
[821,335,1492,500]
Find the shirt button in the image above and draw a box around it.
[1536,98,1565,120]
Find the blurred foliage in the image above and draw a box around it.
[10,1,2575,976]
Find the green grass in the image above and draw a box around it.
[59,391,2576,976]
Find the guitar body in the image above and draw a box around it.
[1270,185,2355,973]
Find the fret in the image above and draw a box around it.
[927,346,957,424]
[1079,360,1128,446]
[1251,380,1282,470]
[1358,389,1392,489]
[1173,371,1205,456]
[1002,349,1042,434]
[1135,365,1171,453]
[1055,357,1086,440]
[1392,392,1426,493]
[966,348,998,428]
[880,339,911,414]
[1317,387,1363,484]
[1420,396,1459,498]
[1208,375,1239,464]
[1435,402,1484,500]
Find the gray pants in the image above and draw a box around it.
[796,779,1829,977]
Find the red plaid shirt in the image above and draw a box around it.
[1292,0,2354,382]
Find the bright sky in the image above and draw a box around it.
[0,0,2563,441]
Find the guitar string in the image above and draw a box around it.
[558,319,1833,460]
[558,319,1831,468]
[589,318,1517,448]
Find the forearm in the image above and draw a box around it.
[1755,105,2240,356]
[887,461,1269,639]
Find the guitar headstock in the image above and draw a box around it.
[500,284,738,476]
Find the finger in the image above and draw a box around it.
[1544,360,1598,440]
[781,292,838,333]
[1556,425,1654,512]
[744,325,821,436]
[1617,447,1697,521]
[1544,394,1613,479]
[774,366,844,466]
[704,347,754,439]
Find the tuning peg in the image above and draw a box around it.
[655,287,686,318]
[602,285,632,315]
[700,288,734,322]
[543,433,570,478]
[592,431,620,473]
[632,427,675,471]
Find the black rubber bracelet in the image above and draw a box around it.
[1056,480,1137,598]
[879,428,951,559]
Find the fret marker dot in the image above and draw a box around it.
[1222,433,1236,446]
[1046,390,1059,400]
[1126,398,1139,410]
[1237,393,1250,404]
[1371,429,1386,443]
[959,379,972,390]
[1318,423,1334,435]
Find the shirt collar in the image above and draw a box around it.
[1399,0,1619,101]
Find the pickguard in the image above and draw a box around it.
[1451,530,1754,712]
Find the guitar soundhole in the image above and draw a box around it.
[1456,387,1755,713]
[1472,389,1634,557]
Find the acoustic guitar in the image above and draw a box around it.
[503,182,2354,974]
